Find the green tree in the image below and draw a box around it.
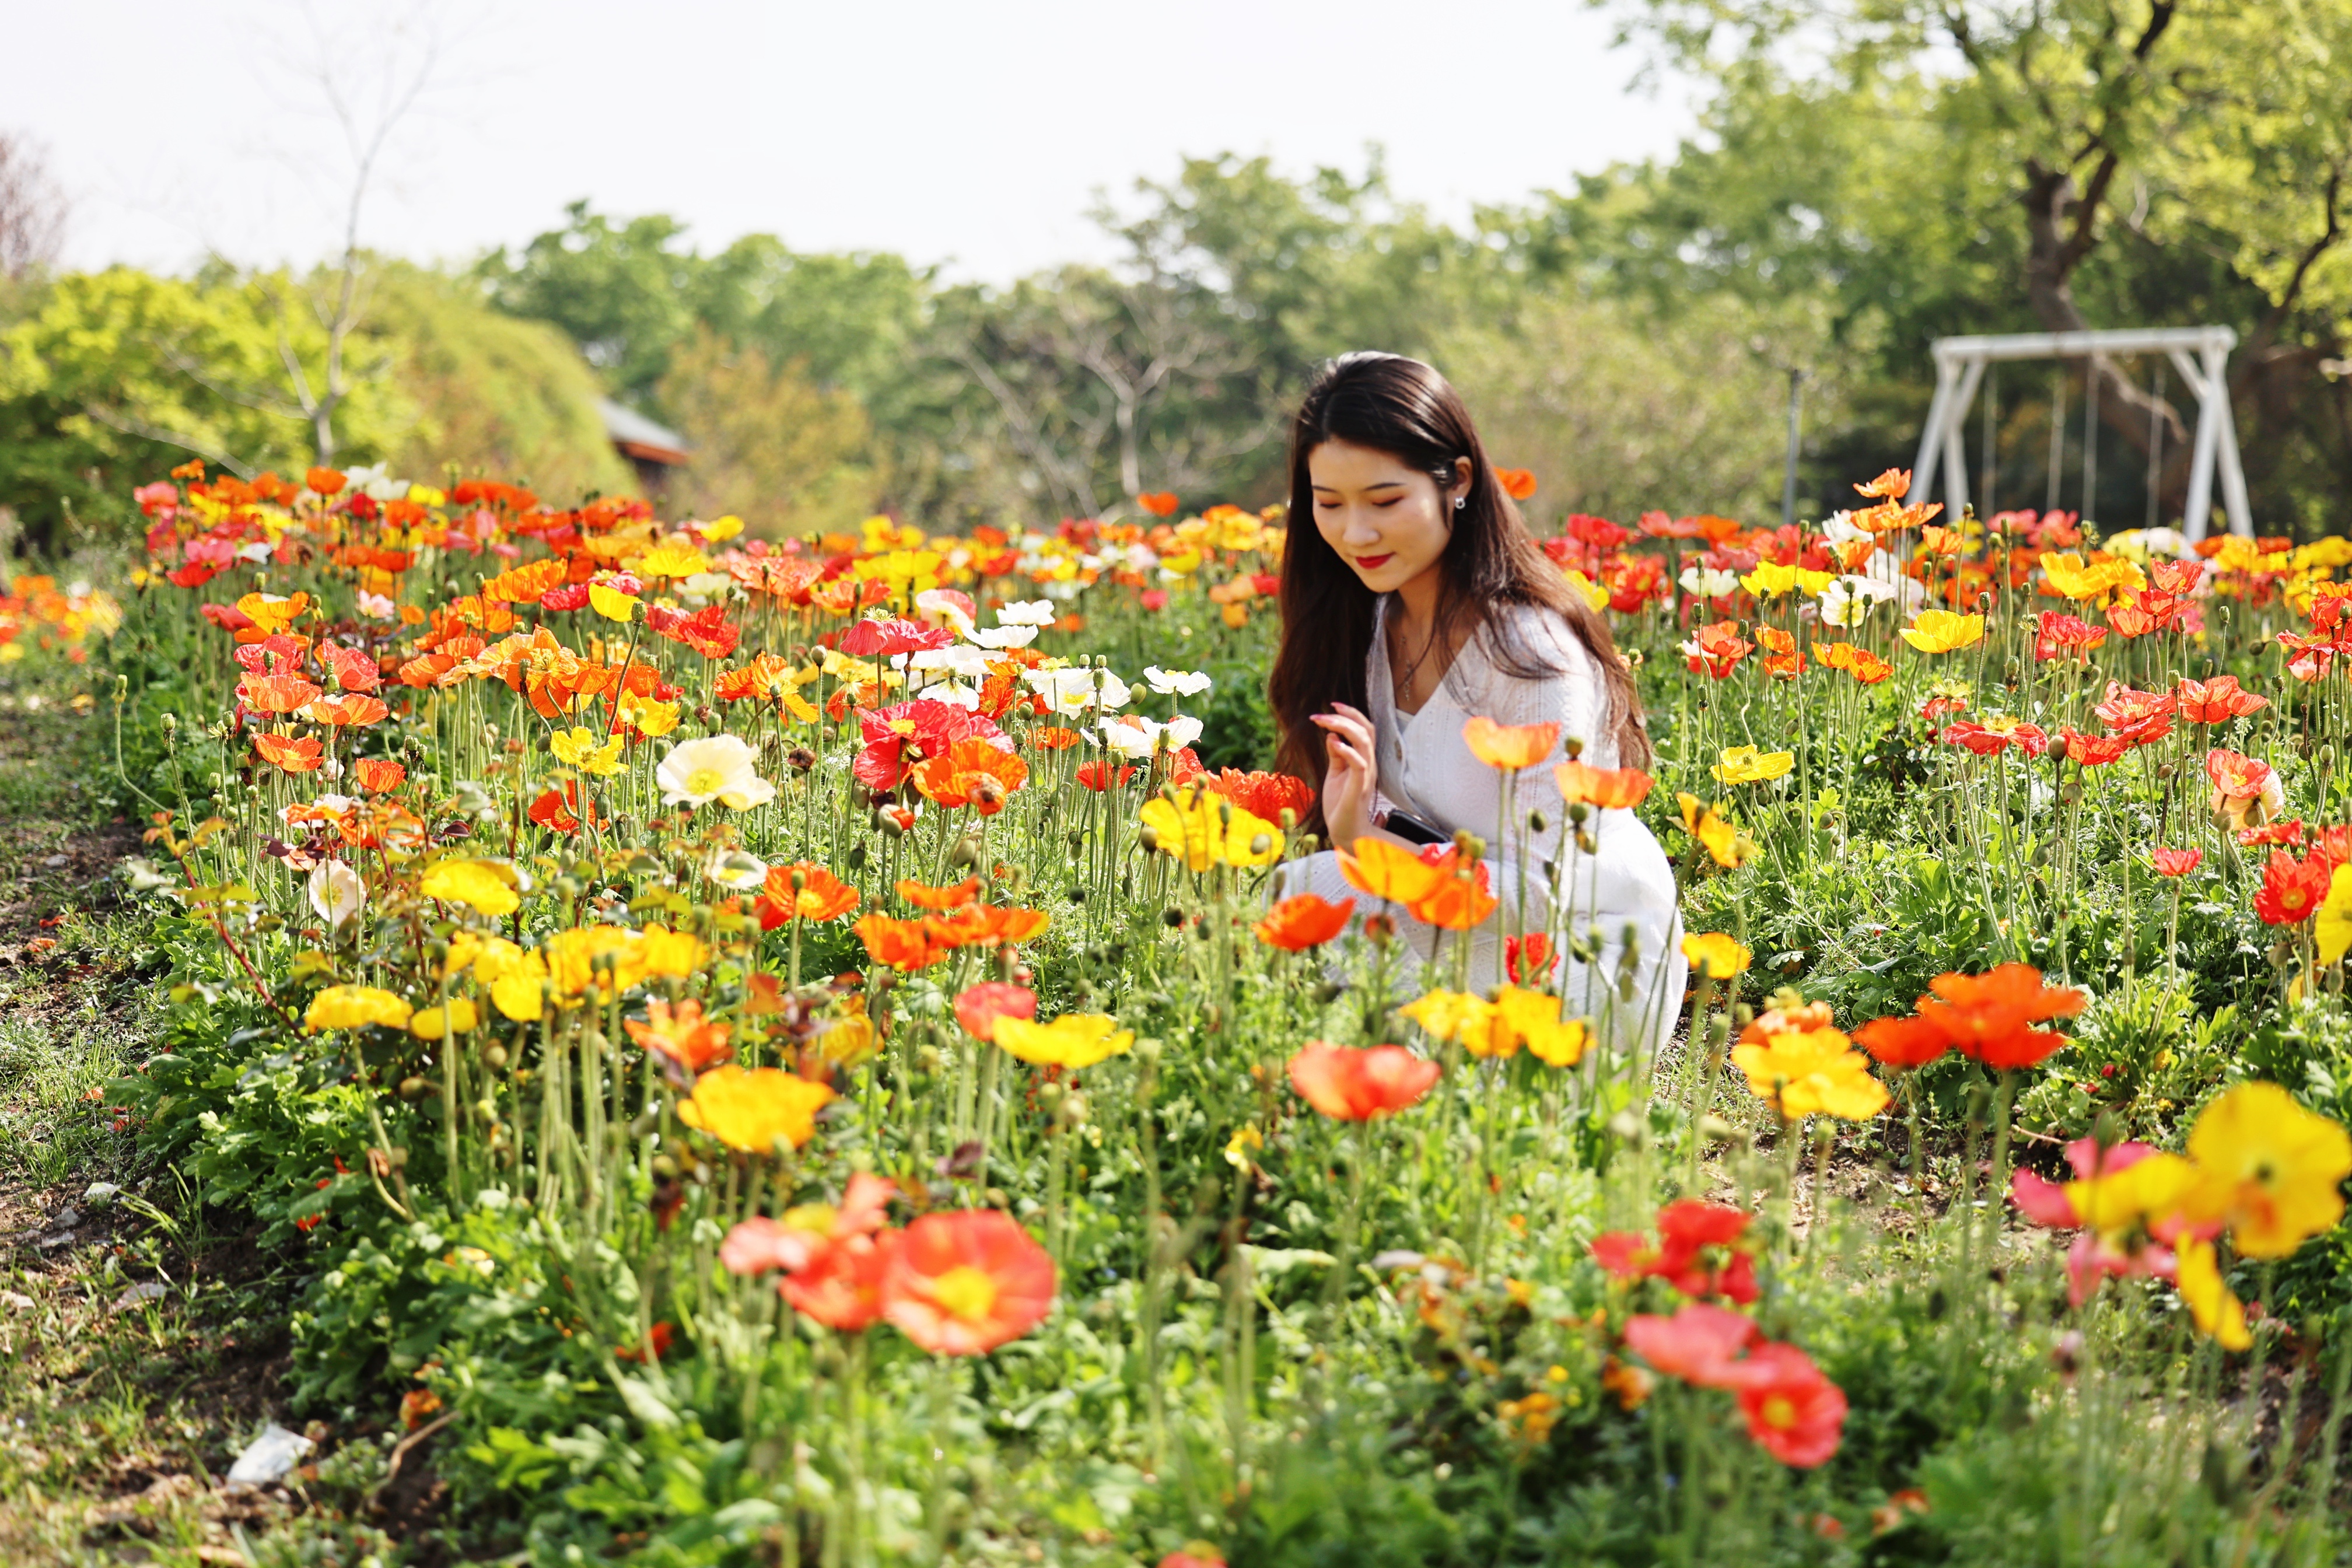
[653,327,880,538]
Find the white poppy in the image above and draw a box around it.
[1819,510,1870,545]
[996,600,1057,626]
[1097,713,1204,760]
[706,848,769,892]
[307,860,366,926]
[656,734,776,810]
[1022,666,1133,715]
[1678,565,1740,600]
[1142,666,1213,698]
[969,624,1038,650]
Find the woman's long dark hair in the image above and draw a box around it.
[1268,351,1651,837]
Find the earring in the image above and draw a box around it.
[1454,496,1467,512]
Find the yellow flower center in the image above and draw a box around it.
[1761,1394,1797,1429]
[932,1265,1000,1322]
[685,766,726,797]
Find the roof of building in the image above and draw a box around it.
[597,398,691,466]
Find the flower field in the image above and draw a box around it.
[58,459,2352,1564]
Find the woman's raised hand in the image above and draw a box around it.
[1310,702,1379,849]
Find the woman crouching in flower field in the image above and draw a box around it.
[1267,352,1685,1045]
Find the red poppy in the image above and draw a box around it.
[1504,932,1557,985]
[838,617,953,659]
[2150,846,2204,878]
[1287,1041,1440,1121]
[1853,1013,1951,1069]
[1204,768,1314,824]
[1254,893,1355,951]
[2238,820,2305,849]
[2056,727,2129,766]
[1076,761,1138,791]
[1942,719,2049,758]
[1685,621,1753,680]
[2307,824,2352,876]
[2177,674,2269,724]
[880,1209,1057,1356]
[2034,611,2108,662]
[2254,849,2330,925]
[528,780,599,835]
[2093,681,2175,747]
[1734,1343,1847,1468]
[1591,1200,1758,1303]
[784,1237,892,1332]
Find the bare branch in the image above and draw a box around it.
[79,405,258,480]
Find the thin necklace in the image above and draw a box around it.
[1388,602,1446,705]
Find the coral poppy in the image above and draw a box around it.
[625,999,732,1074]
[677,1066,835,1153]
[1076,761,1138,791]
[1553,760,1654,810]
[2095,682,2176,747]
[528,780,599,835]
[2056,727,2129,766]
[1254,892,1355,950]
[953,981,1037,1040]
[1027,725,1083,751]
[1462,716,1560,771]
[2034,611,2108,662]
[993,1013,1134,1069]
[2151,846,2203,878]
[1592,1200,1758,1303]
[1943,716,2050,758]
[1734,1343,1847,1468]
[1287,1041,1441,1120]
[2176,674,2269,724]
[1622,1303,1759,1388]
[2206,748,2282,831]
[925,902,1051,949]
[304,693,388,727]
[881,1209,1057,1356]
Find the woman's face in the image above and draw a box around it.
[1308,439,1470,597]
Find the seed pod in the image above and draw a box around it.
[397,1076,432,1101]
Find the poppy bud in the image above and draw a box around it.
[1527,810,1547,834]
[1564,737,1586,760]
[786,746,817,771]
[1363,914,1394,946]
[481,1044,508,1072]
[1576,830,1597,854]
[398,1076,432,1101]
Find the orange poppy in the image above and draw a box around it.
[1027,724,1083,751]
[853,913,949,971]
[760,862,861,927]
[928,903,1051,949]
[1254,892,1356,950]
[304,466,347,495]
[1136,492,1181,517]
[352,758,407,793]
[913,738,1028,813]
[624,999,733,1075]
[1339,837,1449,907]
[713,652,799,703]
[1462,716,1560,772]
[1553,760,1654,810]
[880,1209,1057,1356]
[304,693,390,727]
[1287,1041,1441,1120]
[242,674,323,714]
[1494,467,1539,501]
[898,876,980,911]
[253,732,324,774]
[1409,847,1498,930]
[1863,963,2088,1072]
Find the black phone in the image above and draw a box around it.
[1385,811,1447,847]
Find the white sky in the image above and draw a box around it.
[8,0,1698,281]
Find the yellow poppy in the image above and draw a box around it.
[1675,793,1755,869]
[418,859,521,918]
[303,985,413,1033]
[678,1065,835,1153]
[1730,1024,1887,1120]
[1681,933,1750,978]
[993,1013,1135,1069]
[1137,786,1282,874]
[550,726,626,776]
[1711,746,1794,785]
[1898,610,1985,653]
[2178,1081,2351,1258]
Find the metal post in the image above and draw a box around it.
[2181,343,2224,542]
[2046,369,2067,516]
[1781,368,1805,531]
[1913,352,1961,502]
[1980,364,1996,518]
[2083,359,2102,527]
[1943,357,1986,520]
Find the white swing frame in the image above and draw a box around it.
[1910,326,2253,540]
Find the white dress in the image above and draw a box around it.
[1273,598,1688,1049]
